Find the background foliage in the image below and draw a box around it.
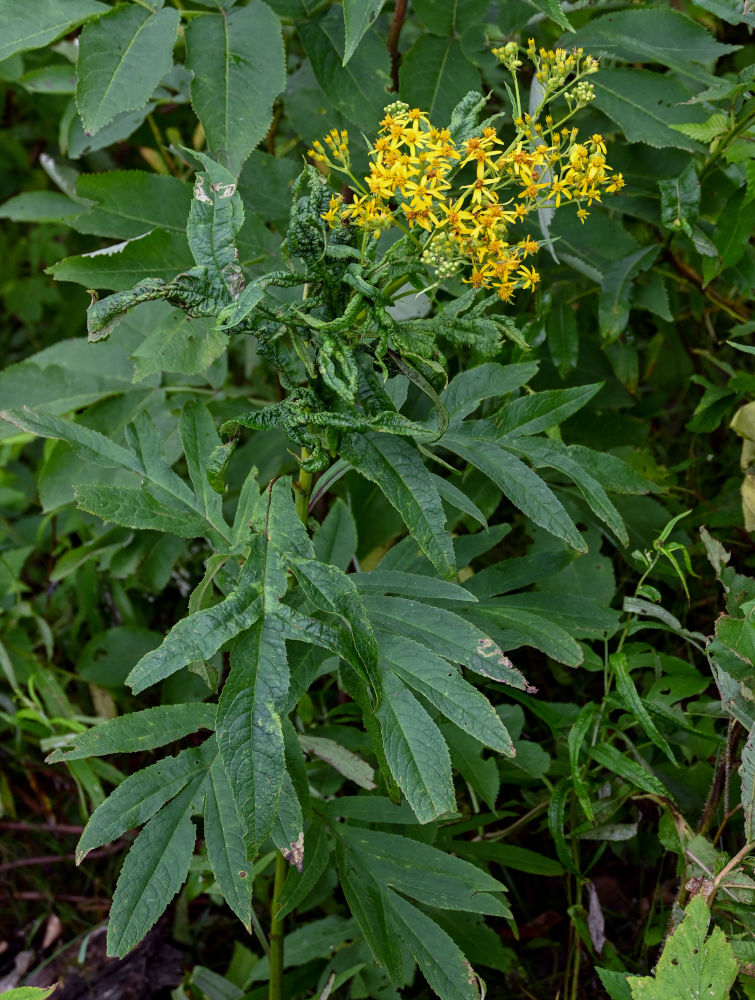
[0,1,754,999]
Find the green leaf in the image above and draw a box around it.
[73,483,212,538]
[76,743,213,863]
[276,819,330,920]
[598,247,660,341]
[74,170,192,238]
[399,35,480,126]
[385,890,481,1000]
[107,775,203,957]
[342,432,455,578]
[497,384,602,437]
[443,428,586,551]
[380,633,514,754]
[186,3,286,176]
[187,153,245,297]
[299,734,376,790]
[465,549,574,598]
[627,894,738,999]
[76,5,180,134]
[126,557,263,694]
[271,772,304,869]
[470,603,584,667]
[0,0,107,61]
[570,9,738,78]
[707,188,755,281]
[354,570,476,603]
[287,556,380,698]
[590,743,668,798]
[593,69,706,151]
[547,298,579,378]
[739,726,755,842]
[49,229,194,291]
[298,7,391,133]
[204,754,253,929]
[216,618,289,858]
[0,191,82,224]
[375,671,456,823]
[342,0,386,65]
[611,653,676,763]
[411,0,491,35]
[525,0,573,32]
[659,163,701,237]
[47,704,216,762]
[131,310,228,380]
[180,401,225,532]
[0,989,58,1000]
[313,499,357,571]
[254,477,314,561]
[366,595,534,690]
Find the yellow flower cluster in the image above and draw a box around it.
[310,60,622,301]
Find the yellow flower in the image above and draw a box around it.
[517,265,540,290]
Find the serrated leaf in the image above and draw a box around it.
[73,483,212,538]
[0,988,58,1000]
[497,384,602,437]
[593,69,706,152]
[49,229,194,291]
[354,570,476,603]
[0,0,107,61]
[76,5,180,134]
[739,726,755,841]
[590,743,668,798]
[131,310,228,380]
[216,618,289,858]
[0,191,82,224]
[375,671,455,823]
[366,595,534,691]
[627,894,738,999]
[186,3,286,176]
[47,703,216,763]
[399,35,480,126]
[107,776,203,957]
[342,0,386,65]
[204,754,253,928]
[380,633,513,754]
[253,476,314,561]
[443,428,586,551]
[126,553,264,694]
[276,819,330,920]
[470,603,584,667]
[287,556,380,698]
[187,153,245,298]
[180,400,225,531]
[611,653,676,763]
[74,170,191,238]
[342,432,455,578]
[76,743,213,863]
[526,0,573,31]
[313,499,357,570]
[385,890,481,1000]
[298,7,391,132]
[271,772,304,870]
[598,247,660,341]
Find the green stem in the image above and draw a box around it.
[268,852,287,1000]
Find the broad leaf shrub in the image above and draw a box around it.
[0,2,753,999]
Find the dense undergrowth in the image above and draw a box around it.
[0,1,754,999]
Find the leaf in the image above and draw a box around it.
[380,633,514,754]
[47,704,216,762]
[271,772,304,869]
[354,570,476,603]
[570,9,738,78]
[0,191,82,224]
[254,476,314,561]
[131,310,228,380]
[659,163,701,237]
[526,0,573,31]
[73,483,212,538]
[707,188,755,281]
[443,428,586,551]
[74,170,192,238]
[0,0,107,61]
[204,754,253,928]
[49,229,195,291]
[299,734,376,790]
[611,653,676,763]
[375,671,456,823]
[0,989,58,1000]
[627,894,738,999]
[471,603,584,667]
[592,69,706,152]
[180,401,225,531]
[215,617,289,858]
[186,3,286,176]
[276,819,330,919]
[76,5,180,134]
[313,499,357,571]
[547,298,579,378]
[126,557,263,694]
[739,726,755,841]
[76,743,213,862]
[107,776,203,957]
[399,35,480,126]
[411,0,491,35]
[497,384,602,437]
[385,890,481,1000]
[598,247,660,341]
[366,595,534,691]
[590,744,668,798]
[298,7,391,133]
[287,556,380,698]
[342,0,386,65]
[342,432,455,578]
[187,153,245,297]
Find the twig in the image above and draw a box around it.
[386,0,408,92]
